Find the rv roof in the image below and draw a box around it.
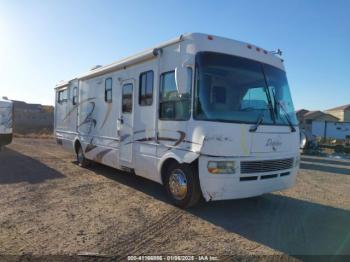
[0,99,13,108]
[55,33,281,89]
[0,98,12,103]
[55,34,185,89]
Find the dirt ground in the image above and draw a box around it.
[0,138,350,259]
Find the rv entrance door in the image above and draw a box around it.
[119,81,134,166]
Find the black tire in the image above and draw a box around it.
[76,144,90,168]
[164,161,202,208]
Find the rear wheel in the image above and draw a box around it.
[76,144,90,168]
[164,162,201,208]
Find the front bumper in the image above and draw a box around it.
[198,154,299,201]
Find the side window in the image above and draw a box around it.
[122,83,133,113]
[159,69,192,120]
[72,87,78,105]
[105,78,112,102]
[139,71,153,106]
[58,89,68,103]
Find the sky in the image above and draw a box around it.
[0,0,349,110]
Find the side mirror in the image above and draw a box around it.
[175,57,194,95]
[175,66,188,95]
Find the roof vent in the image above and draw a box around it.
[90,65,103,71]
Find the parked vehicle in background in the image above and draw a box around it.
[300,129,318,150]
[300,130,307,149]
[312,120,350,141]
[54,33,300,208]
[0,98,13,150]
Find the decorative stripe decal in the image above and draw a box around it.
[174,130,186,146]
[85,137,97,153]
[78,101,97,131]
[81,129,200,162]
[63,97,96,122]
[94,149,113,162]
[100,103,113,128]
[85,144,98,153]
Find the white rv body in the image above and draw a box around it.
[0,98,13,148]
[55,33,300,203]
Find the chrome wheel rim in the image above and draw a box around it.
[168,169,187,200]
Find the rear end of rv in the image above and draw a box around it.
[0,99,13,149]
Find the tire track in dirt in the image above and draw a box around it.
[108,208,184,258]
[112,207,258,257]
[4,138,350,256]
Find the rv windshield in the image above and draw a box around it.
[194,52,297,126]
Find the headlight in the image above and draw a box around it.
[207,161,236,174]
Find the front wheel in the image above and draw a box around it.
[76,144,91,168]
[164,162,201,208]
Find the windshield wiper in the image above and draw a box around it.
[277,101,296,132]
[249,113,264,132]
[270,88,296,132]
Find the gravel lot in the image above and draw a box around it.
[0,138,349,258]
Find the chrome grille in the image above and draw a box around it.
[240,158,294,174]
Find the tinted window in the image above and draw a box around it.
[58,89,68,103]
[194,52,297,125]
[139,71,153,106]
[122,83,133,113]
[72,87,78,105]
[212,86,226,104]
[159,70,191,120]
[105,78,112,102]
[241,87,269,110]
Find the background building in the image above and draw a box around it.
[296,109,339,132]
[11,100,54,134]
[325,104,350,122]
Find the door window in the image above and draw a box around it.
[122,83,133,113]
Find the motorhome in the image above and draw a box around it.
[55,33,300,207]
[0,98,13,150]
